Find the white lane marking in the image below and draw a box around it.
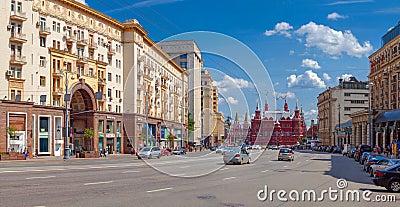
[84,181,114,186]
[3,170,20,173]
[223,176,236,180]
[122,170,140,174]
[283,166,288,168]
[179,166,190,169]
[261,170,269,173]
[171,174,185,176]
[146,187,173,193]
[306,160,309,162]
[25,176,56,180]
[220,167,230,171]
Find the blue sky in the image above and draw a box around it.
[83,0,400,126]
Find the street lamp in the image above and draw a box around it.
[367,82,374,146]
[63,61,71,160]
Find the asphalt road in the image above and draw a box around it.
[0,150,398,207]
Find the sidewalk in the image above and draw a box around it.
[19,154,135,162]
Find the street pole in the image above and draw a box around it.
[338,104,341,147]
[145,92,149,147]
[368,84,372,146]
[63,69,70,160]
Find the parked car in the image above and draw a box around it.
[172,147,187,155]
[223,147,250,165]
[370,159,400,177]
[252,145,262,150]
[354,144,372,162]
[137,146,161,159]
[347,148,357,158]
[359,152,373,165]
[372,163,400,192]
[278,148,294,161]
[363,155,385,172]
[272,146,279,150]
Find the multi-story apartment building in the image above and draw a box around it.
[158,40,202,146]
[0,0,188,156]
[368,22,400,149]
[0,0,124,156]
[317,77,368,146]
[123,20,189,149]
[211,85,225,146]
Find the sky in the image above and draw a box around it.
[82,0,400,126]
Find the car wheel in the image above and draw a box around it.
[388,180,400,192]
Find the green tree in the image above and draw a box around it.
[6,125,17,139]
[187,112,195,132]
[83,128,95,151]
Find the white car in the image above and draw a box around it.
[137,147,161,159]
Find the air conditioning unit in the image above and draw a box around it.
[6,70,12,76]
[7,25,12,30]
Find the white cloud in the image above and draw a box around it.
[295,22,373,58]
[106,0,182,13]
[327,12,347,20]
[327,0,373,6]
[337,74,353,81]
[264,22,293,38]
[301,58,321,69]
[275,91,296,99]
[287,70,326,88]
[226,97,239,105]
[75,0,88,5]
[304,109,318,121]
[218,98,225,103]
[323,73,332,81]
[213,75,253,93]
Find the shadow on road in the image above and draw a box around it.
[324,154,371,185]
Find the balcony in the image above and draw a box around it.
[77,56,88,64]
[98,77,106,86]
[10,32,27,43]
[10,55,27,65]
[88,42,98,50]
[107,48,116,56]
[64,35,76,43]
[10,11,27,21]
[76,39,88,46]
[52,69,63,77]
[39,26,51,36]
[52,87,64,96]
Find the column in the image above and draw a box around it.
[352,124,356,146]
[362,122,368,145]
[382,123,387,149]
[356,123,361,146]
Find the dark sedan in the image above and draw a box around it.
[372,164,400,192]
[172,148,187,155]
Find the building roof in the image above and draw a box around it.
[375,109,400,123]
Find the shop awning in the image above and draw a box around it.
[375,109,400,123]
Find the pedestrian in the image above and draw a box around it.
[194,147,197,152]
[103,148,107,157]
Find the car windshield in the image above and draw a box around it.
[280,149,290,153]
[141,147,150,151]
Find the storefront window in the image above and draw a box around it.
[116,121,121,133]
[98,120,104,132]
[106,121,114,133]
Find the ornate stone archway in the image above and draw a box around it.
[69,79,97,112]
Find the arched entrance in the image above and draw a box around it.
[69,80,97,152]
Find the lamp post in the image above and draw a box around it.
[145,92,149,147]
[367,83,373,146]
[338,104,341,147]
[201,111,204,148]
[63,62,70,160]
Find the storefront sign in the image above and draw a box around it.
[106,133,115,138]
[107,116,115,120]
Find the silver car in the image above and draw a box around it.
[369,159,400,177]
[223,148,250,165]
[278,148,294,161]
[137,146,161,159]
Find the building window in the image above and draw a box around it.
[17,2,22,12]
[89,68,93,77]
[11,0,15,11]
[180,62,187,69]
[10,67,21,79]
[106,121,114,133]
[108,73,112,81]
[344,93,350,97]
[40,76,46,86]
[56,23,60,33]
[40,36,46,47]
[180,54,187,59]
[52,21,56,31]
[107,88,112,97]
[39,56,46,67]
[344,107,351,111]
[107,104,112,112]
[116,121,121,133]
[98,120,104,132]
